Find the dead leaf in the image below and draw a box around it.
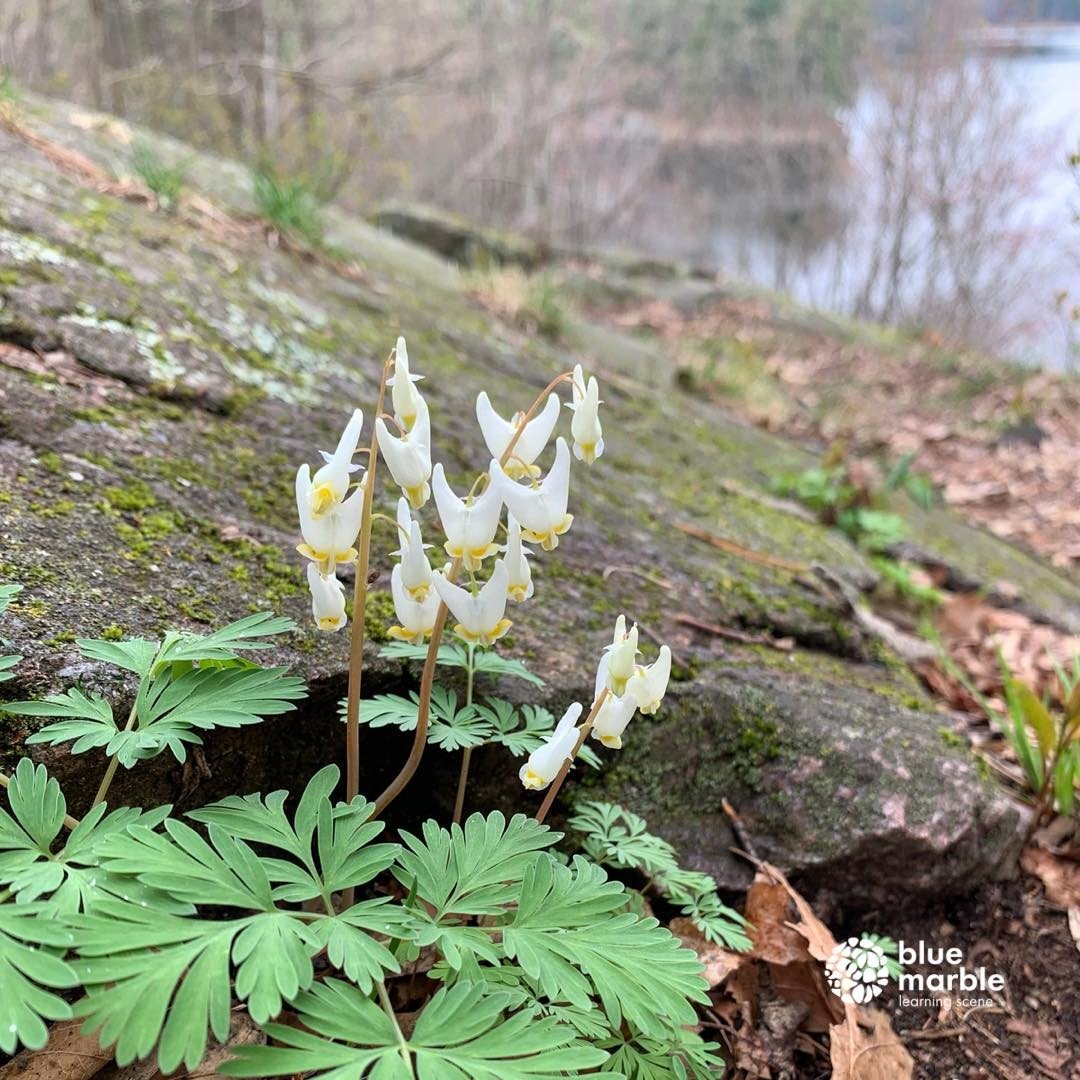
[669,917,746,986]
[1022,846,1080,907]
[746,874,811,965]
[1006,1018,1073,1079]
[830,1006,914,1080]
[0,1020,111,1080]
[1068,907,1080,954]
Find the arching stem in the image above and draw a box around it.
[452,644,476,824]
[535,688,609,825]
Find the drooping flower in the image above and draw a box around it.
[306,563,347,632]
[431,560,512,646]
[494,436,573,551]
[567,364,604,464]
[520,702,583,790]
[386,336,424,432]
[504,515,534,602]
[376,395,432,509]
[394,497,433,600]
[296,463,364,573]
[596,614,639,697]
[627,645,672,715]
[591,692,637,749]
[308,409,364,515]
[387,564,440,644]
[476,391,560,480]
[431,462,503,570]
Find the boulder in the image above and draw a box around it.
[0,95,1065,909]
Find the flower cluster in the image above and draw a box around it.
[294,337,665,789]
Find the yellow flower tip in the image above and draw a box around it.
[598,733,623,749]
[404,482,428,509]
[578,442,597,464]
[316,615,346,632]
[335,547,359,565]
[296,542,325,563]
[610,676,630,697]
[485,617,512,646]
[388,625,425,644]
[310,483,336,516]
[406,583,431,603]
[638,702,661,716]
[520,767,550,791]
[508,584,529,603]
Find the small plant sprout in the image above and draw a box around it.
[0,340,737,1078]
[568,363,605,463]
[476,389,561,479]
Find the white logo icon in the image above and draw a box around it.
[826,936,889,1004]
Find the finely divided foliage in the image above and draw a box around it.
[0,340,734,1077]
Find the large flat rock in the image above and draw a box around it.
[0,95,1052,905]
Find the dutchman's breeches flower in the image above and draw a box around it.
[504,515,534,602]
[568,365,604,464]
[520,702,583,790]
[296,464,364,573]
[307,563,347,632]
[431,559,512,646]
[432,462,504,570]
[591,692,637,749]
[308,408,364,515]
[495,436,573,551]
[394,497,434,599]
[386,336,425,433]
[376,395,432,510]
[476,390,560,480]
[598,614,639,697]
[388,564,440,644]
[627,645,672,715]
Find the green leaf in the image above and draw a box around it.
[221,981,608,1079]
[0,759,180,914]
[154,612,295,668]
[348,687,495,752]
[1014,681,1058,760]
[393,811,559,918]
[569,801,680,876]
[0,583,22,615]
[0,654,20,684]
[503,855,709,1038]
[379,642,545,686]
[0,902,79,1054]
[77,637,160,677]
[601,1027,725,1079]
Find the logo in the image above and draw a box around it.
[826,936,890,1004]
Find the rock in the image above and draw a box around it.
[371,200,545,270]
[0,94,1066,909]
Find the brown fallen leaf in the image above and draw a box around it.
[830,1006,914,1080]
[0,1021,111,1080]
[1022,845,1080,907]
[1006,1017,1073,1079]
[747,874,812,966]
[669,917,746,987]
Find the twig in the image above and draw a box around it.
[723,799,760,864]
[676,613,795,652]
[674,520,808,573]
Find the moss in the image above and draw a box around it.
[37,451,64,474]
[102,624,125,641]
[30,499,76,518]
[48,629,78,646]
[102,481,158,513]
[363,589,396,645]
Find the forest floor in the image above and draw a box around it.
[578,287,1080,1079]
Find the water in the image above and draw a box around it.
[707,28,1080,369]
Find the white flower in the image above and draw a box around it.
[591,693,637,749]
[597,614,639,697]
[394,497,433,600]
[308,409,364,515]
[307,563,347,632]
[568,364,604,464]
[431,560,512,646]
[520,702,583,790]
[476,391,560,480]
[504,515,534,602]
[627,645,672,715]
[495,436,573,551]
[387,336,424,432]
[376,395,432,509]
[431,462,503,570]
[296,463,364,573]
[387,564,440,644]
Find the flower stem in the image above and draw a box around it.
[344,352,393,805]
[373,370,575,818]
[92,698,138,807]
[452,645,476,824]
[377,981,414,1078]
[535,688,609,825]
